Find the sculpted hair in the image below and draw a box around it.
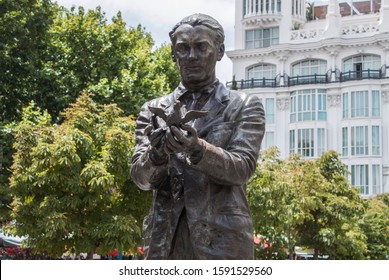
[169,13,225,47]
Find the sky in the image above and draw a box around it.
[54,0,236,84]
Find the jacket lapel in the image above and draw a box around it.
[195,83,230,135]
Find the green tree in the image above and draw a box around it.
[0,0,55,121]
[306,151,367,260]
[0,0,55,220]
[43,6,178,118]
[360,193,389,259]
[8,94,150,258]
[249,149,368,260]
[1,1,179,223]
[0,123,14,222]
[1,1,179,119]
[248,148,306,259]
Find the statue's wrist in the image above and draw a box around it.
[148,147,168,165]
[188,139,206,165]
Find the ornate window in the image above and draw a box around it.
[245,27,279,49]
[298,128,314,157]
[342,90,380,119]
[292,59,327,76]
[351,164,382,196]
[351,91,369,118]
[290,89,327,123]
[351,126,368,156]
[290,59,327,84]
[343,54,381,72]
[289,128,326,158]
[342,125,381,157]
[247,64,276,80]
[351,165,369,195]
[342,54,381,80]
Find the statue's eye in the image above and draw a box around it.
[198,43,208,52]
[175,44,189,53]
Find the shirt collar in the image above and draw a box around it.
[175,79,220,100]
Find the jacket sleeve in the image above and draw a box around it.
[191,93,265,185]
[130,102,168,191]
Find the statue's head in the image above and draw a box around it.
[169,13,225,50]
[169,14,225,90]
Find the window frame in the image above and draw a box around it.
[245,27,279,49]
[290,89,327,123]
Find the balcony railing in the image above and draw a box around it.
[339,69,382,82]
[226,67,389,90]
[288,74,329,86]
[231,77,278,89]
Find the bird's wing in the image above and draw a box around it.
[148,106,168,122]
[182,110,208,124]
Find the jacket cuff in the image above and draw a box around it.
[148,146,168,166]
[187,139,206,165]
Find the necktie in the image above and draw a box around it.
[189,92,201,110]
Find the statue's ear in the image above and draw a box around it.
[171,45,176,62]
[217,44,225,61]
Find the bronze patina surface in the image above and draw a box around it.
[131,13,265,260]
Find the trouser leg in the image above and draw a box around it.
[168,209,196,259]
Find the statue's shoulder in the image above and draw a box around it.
[227,88,259,104]
[216,83,245,103]
[228,89,246,100]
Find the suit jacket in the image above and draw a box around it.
[130,82,265,259]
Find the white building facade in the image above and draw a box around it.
[226,0,389,197]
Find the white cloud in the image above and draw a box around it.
[54,0,235,83]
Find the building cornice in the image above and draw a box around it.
[242,14,283,27]
[227,33,389,61]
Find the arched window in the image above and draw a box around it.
[292,59,327,76]
[247,64,276,80]
[290,59,327,85]
[342,54,381,80]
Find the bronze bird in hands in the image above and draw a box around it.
[148,101,208,128]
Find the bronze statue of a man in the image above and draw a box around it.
[131,14,265,259]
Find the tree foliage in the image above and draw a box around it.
[248,148,379,260]
[0,0,179,223]
[0,124,14,222]
[8,94,151,257]
[248,148,303,259]
[39,5,178,119]
[1,0,179,121]
[43,6,178,118]
[0,0,55,121]
[360,193,389,259]
[299,151,367,260]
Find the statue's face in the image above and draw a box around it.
[172,24,224,90]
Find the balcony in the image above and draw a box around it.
[243,0,282,26]
[226,67,389,90]
[340,69,382,82]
